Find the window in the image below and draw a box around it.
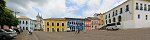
[52,22,54,26]
[52,28,55,32]
[23,21,24,24]
[138,14,140,19]
[62,23,64,26]
[118,16,122,22]
[105,15,107,19]
[106,20,107,24]
[57,23,59,26]
[47,22,49,26]
[126,5,129,12]
[26,27,28,30]
[116,10,118,15]
[113,12,114,16]
[146,15,148,20]
[144,4,147,11]
[62,28,64,32]
[73,22,75,25]
[19,21,21,24]
[69,22,71,24]
[109,19,111,23]
[140,3,143,10]
[120,8,123,14]
[113,17,116,22]
[148,5,150,11]
[57,28,59,32]
[109,14,110,18]
[136,3,139,10]
[26,21,28,25]
[67,22,69,24]
[47,28,49,32]
[72,22,73,24]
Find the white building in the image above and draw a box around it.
[103,0,150,29]
[18,16,35,30]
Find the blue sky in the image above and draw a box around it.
[6,0,127,20]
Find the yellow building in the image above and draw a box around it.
[44,18,66,32]
[99,13,105,29]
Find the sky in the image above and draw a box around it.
[6,0,127,20]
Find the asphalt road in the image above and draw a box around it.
[34,28,150,40]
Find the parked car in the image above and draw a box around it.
[4,29,18,38]
[105,23,119,30]
[0,29,12,40]
[66,28,71,32]
[106,26,119,30]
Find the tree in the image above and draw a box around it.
[0,0,19,28]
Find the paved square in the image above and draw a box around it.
[33,28,150,40]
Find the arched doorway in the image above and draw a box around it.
[57,28,59,32]
[118,16,122,22]
[113,17,116,22]
[62,28,64,32]
[23,27,25,30]
[117,16,122,25]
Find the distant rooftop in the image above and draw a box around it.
[17,16,29,19]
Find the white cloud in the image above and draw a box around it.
[6,0,127,19]
[6,0,67,19]
[71,0,87,6]
[82,0,127,17]
[82,0,102,17]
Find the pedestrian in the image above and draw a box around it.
[75,28,80,34]
[28,29,33,35]
[77,28,80,34]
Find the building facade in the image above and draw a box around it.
[88,17,100,30]
[99,13,104,29]
[103,0,150,29]
[18,16,35,30]
[35,13,44,31]
[84,18,91,31]
[44,18,67,32]
[66,18,84,32]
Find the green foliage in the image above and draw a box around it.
[0,0,19,26]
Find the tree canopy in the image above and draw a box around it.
[0,0,19,27]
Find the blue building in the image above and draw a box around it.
[66,18,84,32]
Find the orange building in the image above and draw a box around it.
[84,18,91,31]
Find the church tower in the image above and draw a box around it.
[35,13,43,31]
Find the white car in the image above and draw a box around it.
[66,28,71,32]
[106,26,119,30]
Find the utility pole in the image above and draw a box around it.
[14,12,20,18]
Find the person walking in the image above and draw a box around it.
[75,28,80,34]
[28,29,33,35]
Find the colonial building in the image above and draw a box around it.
[103,0,150,29]
[85,18,92,31]
[99,13,104,29]
[66,18,84,32]
[35,13,44,31]
[87,17,100,30]
[18,16,35,30]
[44,18,67,32]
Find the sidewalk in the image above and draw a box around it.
[13,31,38,40]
